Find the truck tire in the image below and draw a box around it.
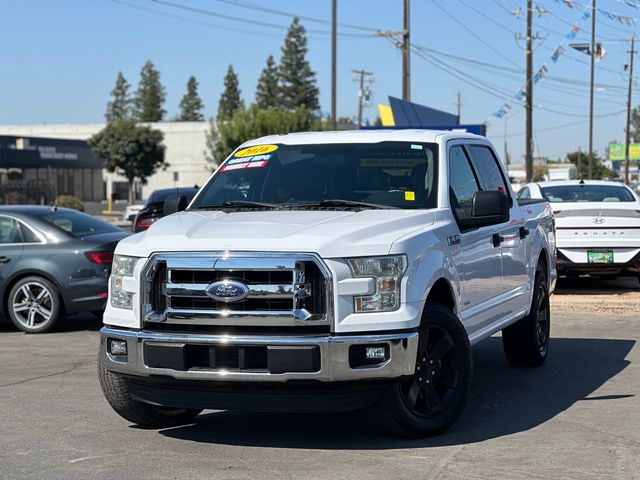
[367,303,473,438]
[7,276,63,333]
[502,272,550,367]
[97,354,202,428]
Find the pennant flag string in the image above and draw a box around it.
[489,10,591,122]
[551,0,637,26]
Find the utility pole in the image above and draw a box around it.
[588,0,596,179]
[403,0,410,100]
[375,1,410,101]
[625,36,636,185]
[331,0,337,131]
[456,91,462,124]
[352,68,374,128]
[525,0,534,183]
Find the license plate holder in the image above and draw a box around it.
[587,250,614,264]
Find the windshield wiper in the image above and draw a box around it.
[289,199,398,210]
[195,201,280,210]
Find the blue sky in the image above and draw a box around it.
[2,0,640,164]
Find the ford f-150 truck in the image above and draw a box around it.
[98,130,556,437]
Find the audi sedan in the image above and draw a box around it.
[0,206,129,333]
[518,180,640,280]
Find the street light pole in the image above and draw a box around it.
[588,0,596,179]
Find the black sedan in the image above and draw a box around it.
[133,186,199,232]
[0,206,129,333]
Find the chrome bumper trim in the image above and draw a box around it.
[99,326,419,382]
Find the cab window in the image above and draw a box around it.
[448,145,480,206]
[468,146,508,195]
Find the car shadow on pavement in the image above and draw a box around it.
[158,336,635,449]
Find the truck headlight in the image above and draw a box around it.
[110,255,137,310]
[346,255,407,313]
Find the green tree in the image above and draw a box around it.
[255,55,280,109]
[89,120,167,203]
[177,76,205,121]
[566,150,616,179]
[217,65,244,120]
[630,107,640,142]
[133,60,166,122]
[207,105,320,166]
[105,72,132,123]
[278,18,320,111]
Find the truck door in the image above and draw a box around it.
[0,215,25,288]
[448,144,503,335]
[466,145,530,317]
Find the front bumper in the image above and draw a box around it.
[99,326,419,383]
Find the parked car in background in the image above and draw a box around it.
[0,206,129,333]
[519,180,640,281]
[132,187,199,232]
[123,204,144,223]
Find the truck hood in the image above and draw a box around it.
[116,209,436,258]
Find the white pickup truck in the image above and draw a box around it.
[98,130,556,437]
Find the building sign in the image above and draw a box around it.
[609,143,640,161]
[0,135,104,169]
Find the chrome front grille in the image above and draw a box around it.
[142,253,332,328]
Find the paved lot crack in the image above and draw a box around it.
[0,360,93,388]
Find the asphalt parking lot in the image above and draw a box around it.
[1,278,638,480]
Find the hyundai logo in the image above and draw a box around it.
[593,217,605,224]
[205,280,250,303]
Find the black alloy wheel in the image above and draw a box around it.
[400,325,461,418]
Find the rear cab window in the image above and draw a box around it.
[467,145,509,197]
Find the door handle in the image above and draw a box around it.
[447,234,462,246]
[492,233,504,248]
[0,256,10,264]
[519,226,530,239]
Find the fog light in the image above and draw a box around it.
[349,344,390,368]
[108,339,128,356]
[365,346,387,360]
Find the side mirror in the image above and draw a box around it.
[460,191,510,229]
[162,194,189,217]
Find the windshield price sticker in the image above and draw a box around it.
[220,160,269,172]
[233,144,278,157]
[226,154,272,166]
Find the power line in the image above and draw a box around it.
[412,46,619,118]
[213,0,377,32]
[431,0,522,68]
[149,0,371,37]
[412,43,627,106]
[488,109,625,138]
[112,0,283,38]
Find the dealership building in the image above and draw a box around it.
[0,122,212,204]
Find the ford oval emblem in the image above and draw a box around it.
[205,279,250,303]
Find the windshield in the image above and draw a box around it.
[192,142,439,210]
[541,184,636,203]
[40,210,123,237]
